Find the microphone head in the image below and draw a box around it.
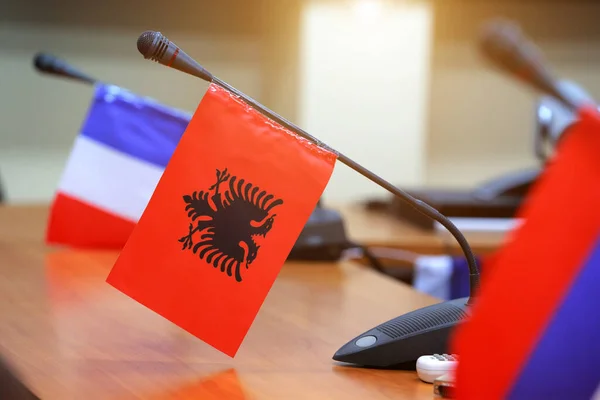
[478,19,579,111]
[135,30,213,82]
[32,51,96,85]
[137,31,158,59]
[136,30,171,63]
[479,19,545,85]
[480,19,524,58]
[33,52,53,71]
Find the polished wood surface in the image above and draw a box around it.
[337,203,507,255]
[0,204,441,399]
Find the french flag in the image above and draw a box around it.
[46,84,191,249]
[452,106,600,399]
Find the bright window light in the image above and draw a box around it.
[353,0,383,21]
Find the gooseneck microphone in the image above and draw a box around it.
[136,30,481,369]
[33,52,97,85]
[136,31,480,297]
[479,19,588,112]
[136,34,213,82]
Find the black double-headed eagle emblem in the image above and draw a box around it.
[178,168,284,282]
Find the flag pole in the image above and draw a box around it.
[136,31,481,301]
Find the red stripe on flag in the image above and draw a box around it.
[452,106,600,398]
[46,193,136,249]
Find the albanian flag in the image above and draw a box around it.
[107,83,337,357]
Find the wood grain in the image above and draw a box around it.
[0,204,441,399]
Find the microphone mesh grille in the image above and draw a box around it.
[33,53,48,70]
[376,302,466,339]
[137,31,156,57]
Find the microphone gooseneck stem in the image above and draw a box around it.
[138,31,480,302]
[215,76,480,300]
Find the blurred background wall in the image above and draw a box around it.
[427,0,600,189]
[298,0,432,201]
[0,0,287,202]
[1,0,600,204]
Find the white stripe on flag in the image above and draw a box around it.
[58,135,164,222]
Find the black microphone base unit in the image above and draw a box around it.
[388,168,539,230]
[333,297,469,369]
[287,207,349,262]
[391,189,521,230]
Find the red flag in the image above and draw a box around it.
[452,106,600,399]
[106,83,336,357]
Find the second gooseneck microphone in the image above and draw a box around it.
[479,19,593,112]
[33,52,97,85]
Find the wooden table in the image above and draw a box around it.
[0,203,507,256]
[337,204,507,256]
[0,204,441,399]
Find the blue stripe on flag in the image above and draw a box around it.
[80,84,191,169]
[507,236,600,399]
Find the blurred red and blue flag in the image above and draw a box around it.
[46,84,190,248]
[453,105,600,399]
